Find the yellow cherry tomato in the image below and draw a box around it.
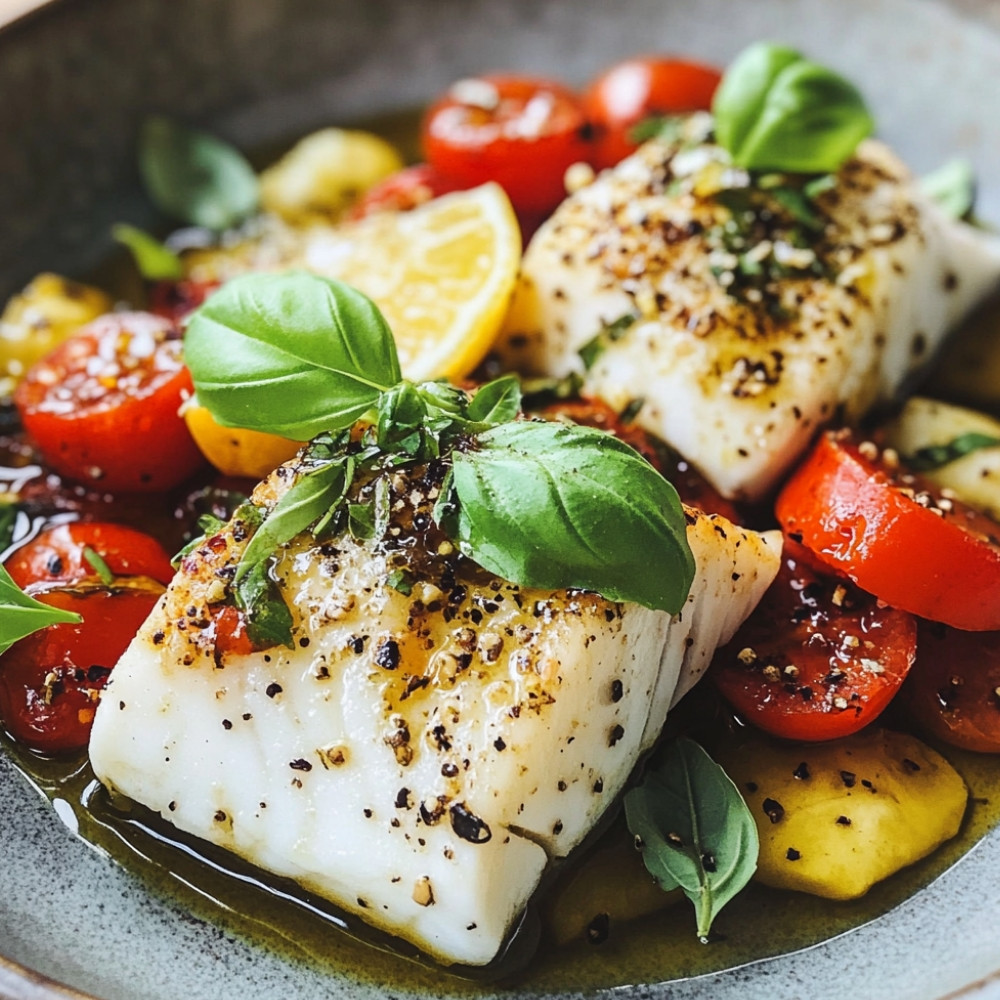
[183,402,301,479]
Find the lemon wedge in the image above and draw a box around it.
[185,183,521,383]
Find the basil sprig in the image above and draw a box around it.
[0,563,82,657]
[712,42,874,174]
[904,432,1000,472]
[625,737,758,940]
[139,116,259,230]
[112,223,184,281]
[185,272,696,622]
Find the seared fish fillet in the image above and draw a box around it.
[496,128,1000,500]
[90,455,780,966]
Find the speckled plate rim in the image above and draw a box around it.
[2,0,1000,998]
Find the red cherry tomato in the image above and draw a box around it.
[0,583,162,753]
[422,74,592,217]
[5,521,174,591]
[711,536,917,741]
[148,278,220,324]
[540,396,742,522]
[584,56,722,168]
[14,312,205,493]
[903,620,1000,753]
[776,430,1000,631]
[348,164,462,220]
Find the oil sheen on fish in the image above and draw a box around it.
[89,452,780,967]
[495,122,1000,500]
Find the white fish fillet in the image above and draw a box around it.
[495,132,1000,501]
[89,456,780,967]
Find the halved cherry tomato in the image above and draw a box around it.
[0,582,162,753]
[541,396,742,522]
[711,536,917,741]
[776,430,1000,631]
[902,620,1000,753]
[4,521,175,591]
[583,56,722,169]
[14,312,205,493]
[421,75,592,218]
[148,278,220,324]
[347,164,462,220]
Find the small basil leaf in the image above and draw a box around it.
[386,567,415,596]
[234,560,294,650]
[0,563,82,656]
[921,159,976,220]
[347,477,390,542]
[236,458,354,583]
[112,223,184,281]
[139,116,259,230]
[82,547,116,586]
[444,421,695,613]
[713,42,873,173]
[378,382,430,456]
[624,737,758,940]
[466,375,522,426]
[579,313,638,370]
[905,432,1000,472]
[185,272,401,440]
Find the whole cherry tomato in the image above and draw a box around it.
[348,164,462,220]
[902,620,1000,753]
[14,312,205,493]
[584,56,722,168]
[422,74,592,218]
[777,430,1000,631]
[0,582,163,753]
[4,521,175,591]
[711,536,917,742]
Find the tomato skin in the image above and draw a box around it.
[347,164,462,220]
[776,430,1000,631]
[0,584,162,753]
[4,521,175,591]
[14,312,205,493]
[148,278,220,324]
[903,621,1000,753]
[422,75,592,217]
[711,537,917,741]
[584,56,722,169]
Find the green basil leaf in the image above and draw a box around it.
[185,272,402,440]
[0,563,82,656]
[578,313,638,370]
[111,223,184,281]
[234,559,294,650]
[713,42,873,173]
[624,737,758,940]
[466,375,522,426]
[921,159,976,220]
[386,567,415,596]
[905,431,1000,472]
[139,116,259,230]
[236,457,354,584]
[348,476,390,542]
[82,547,116,586]
[442,421,695,613]
[377,382,432,458]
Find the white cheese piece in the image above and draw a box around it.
[89,459,780,967]
[495,135,1000,501]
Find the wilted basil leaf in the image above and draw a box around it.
[713,42,873,173]
[0,563,81,656]
[441,421,694,613]
[625,737,758,939]
[139,116,259,230]
[185,272,401,440]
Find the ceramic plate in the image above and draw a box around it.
[2,0,1000,997]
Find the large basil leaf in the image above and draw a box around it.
[713,42,873,173]
[139,116,259,230]
[185,272,402,440]
[441,421,695,613]
[625,738,758,939]
[0,564,81,656]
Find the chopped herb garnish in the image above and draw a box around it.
[904,432,1000,472]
